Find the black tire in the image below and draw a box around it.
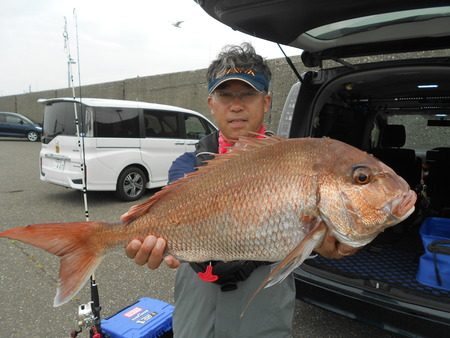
[27,131,39,142]
[116,167,147,201]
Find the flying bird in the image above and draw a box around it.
[172,20,184,28]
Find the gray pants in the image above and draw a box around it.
[173,263,296,338]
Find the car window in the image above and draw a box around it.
[387,114,450,150]
[144,110,180,138]
[42,102,80,143]
[184,114,210,139]
[5,115,23,124]
[95,108,140,138]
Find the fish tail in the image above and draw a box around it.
[0,221,107,307]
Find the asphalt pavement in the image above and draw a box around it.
[0,139,400,337]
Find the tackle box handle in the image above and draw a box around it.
[427,239,450,287]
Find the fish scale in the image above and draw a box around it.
[0,136,416,306]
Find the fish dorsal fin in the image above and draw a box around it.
[241,218,327,318]
[121,135,287,224]
[121,184,180,224]
[196,135,286,171]
[120,165,214,224]
[231,134,285,152]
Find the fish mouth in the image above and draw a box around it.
[391,189,417,221]
[333,189,417,248]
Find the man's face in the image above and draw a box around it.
[207,80,271,141]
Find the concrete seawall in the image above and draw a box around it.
[0,56,305,132]
[2,49,449,132]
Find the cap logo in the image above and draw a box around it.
[218,67,256,77]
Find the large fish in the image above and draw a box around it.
[0,136,416,307]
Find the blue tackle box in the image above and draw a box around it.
[101,297,174,338]
[416,217,450,291]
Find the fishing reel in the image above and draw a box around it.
[71,301,102,338]
[78,301,96,328]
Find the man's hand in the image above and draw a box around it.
[125,236,180,269]
[314,233,359,259]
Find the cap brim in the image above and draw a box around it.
[208,72,268,94]
[209,76,262,94]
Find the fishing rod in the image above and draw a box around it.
[64,11,102,338]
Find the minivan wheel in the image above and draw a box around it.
[116,167,147,201]
[27,131,39,142]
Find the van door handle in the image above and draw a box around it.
[174,141,185,145]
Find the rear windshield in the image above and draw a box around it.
[42,102,142,142]
[388,114,450,151]
[42,102,84,144]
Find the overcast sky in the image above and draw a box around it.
[0,0,301,97]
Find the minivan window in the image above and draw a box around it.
[84,107,94,137]
[144,110,180,138]
[185,113,211,139]
[95,108,140,138]
[42,102,82,143]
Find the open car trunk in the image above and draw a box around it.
[288,57,450,321]
[197,0,450,334]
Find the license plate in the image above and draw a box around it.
[56,159,65,170]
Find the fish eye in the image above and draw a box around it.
[352,166,372,185]
[356,173,369,184]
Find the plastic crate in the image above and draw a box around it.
[416,217,450,291]
[101,298,174,338]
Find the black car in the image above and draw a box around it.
[197,1,450,337]
[0,111,42,142]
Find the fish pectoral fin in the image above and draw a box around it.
[264,220,326,289]
[240,220,327,318]
[266,230,324,288]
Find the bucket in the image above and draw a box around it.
[416,217,450,291]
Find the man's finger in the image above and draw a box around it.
[125,239,143,259]
[133,236,157,266]
[164,255,181,269]
[146,238,166,269]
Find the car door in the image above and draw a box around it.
[0,113,8,136]
[140,109,187,186]
[198,1,450,66]
[182,112,216,151]
[2,114,27,137]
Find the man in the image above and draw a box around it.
[125,43,356,337]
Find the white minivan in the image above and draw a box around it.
[39,98,217,201]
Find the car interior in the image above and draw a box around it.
[196,0,450,333]
[294,61,450,313]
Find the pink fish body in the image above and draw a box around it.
[0,137,416,307]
